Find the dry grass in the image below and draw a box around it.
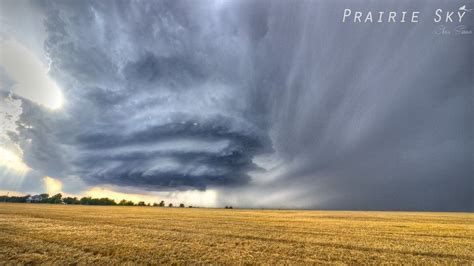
[0,203,472,264]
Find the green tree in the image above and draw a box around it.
[80,197,92,205]
[40,193,49,199]
[40,193,49,203]
[63,197,80,204]
[0,194,29,203]
[118,199,134,206]
[48,193,62,204]
[82,197,116,205]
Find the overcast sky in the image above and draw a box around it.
[0,0,472,211]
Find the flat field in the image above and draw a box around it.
[0,203,472,264]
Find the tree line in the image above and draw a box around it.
[0,193,198,208]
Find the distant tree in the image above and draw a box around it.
[80,197,116,205]
[40,193,50,203]
[229,206,233,209]
[48,193,63,204]
[63,197,80,205]
[96,198,116,205]
[80,197,92,205]
[40,193,49,199]
[188,206,193,208]
[225,206,228,209]
[119,199,134,206]
[0,194,30,203]
[21,195,31,202]
[0,192,205,209]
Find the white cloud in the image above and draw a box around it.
[0,39,63,109]
[0,146,30,174]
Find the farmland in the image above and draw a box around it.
[0,203,472,264]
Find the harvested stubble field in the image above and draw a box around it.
[0,203,472,264]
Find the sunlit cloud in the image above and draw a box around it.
[0,39,63,110]
[43,176,62,195]
[0,146,30,174]
[85,186,218,207]
[0,190,25,196]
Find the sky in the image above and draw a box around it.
[0,0,472,211]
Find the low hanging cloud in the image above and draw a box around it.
[1,0,472,211]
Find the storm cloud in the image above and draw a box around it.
[0,0,472,210]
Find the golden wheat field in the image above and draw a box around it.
[0,203,472,264]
